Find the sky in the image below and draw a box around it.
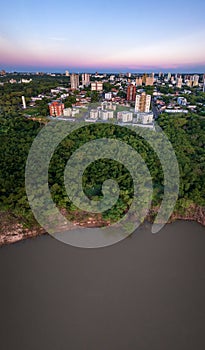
[0,0,205,73]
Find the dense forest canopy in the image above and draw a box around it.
[0,112,205,227]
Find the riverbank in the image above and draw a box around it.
[0,205,204,247]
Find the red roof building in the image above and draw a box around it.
[49,101,64,117]
[127,84,136,102]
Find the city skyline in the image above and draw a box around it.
[1,0,205,72]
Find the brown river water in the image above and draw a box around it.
[0,221,205,350]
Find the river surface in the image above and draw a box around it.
[0,221,205,350]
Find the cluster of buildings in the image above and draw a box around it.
[127,87,152,112]
[154,92,198,114]
[12,69,205,121]
[69,73,104,91]
[88,107,154,125]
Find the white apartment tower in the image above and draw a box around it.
[135,92,151,113]
[176,76,183,88]
[82,73,90,86]
[70,74,80,90]
[193,74,199,87]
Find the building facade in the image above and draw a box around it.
[49,101,64,117]
[91,82,103,91]
[99,110,114,120]
[82,73,90,86]
[135,92,151,113]
[176,76,183,88]
[136,112,154,124]
[136,77,143,86]
[70,74,80,90]
[117,111,133,123]
[90,109,99,119]
[127,84,136,101]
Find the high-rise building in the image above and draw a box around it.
[65,70,70,77]
[91,82,103,91]
[142,74,147,84]
[176,76,183,88]
[135,92,151,113]
[82,73,90,86]
[203,74,205,93]
[136,77,143,86]
[127,84,136,101]
[49,101,64,117]
[193,74,199,87]
[70,74,79,90]
[145,76,154,86]
[167,72,171,80]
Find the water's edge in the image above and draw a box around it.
[0,205,204,247]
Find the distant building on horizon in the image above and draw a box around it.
[136,77,143,86]
[82,73,90,86]
[70,74,79,90]
[193,74,199,87]
[176,76,183,89]
[203,74,205,93]
[145,75,154,86]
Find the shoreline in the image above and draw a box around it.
[0,205,204,247]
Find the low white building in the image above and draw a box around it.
[90,109,99,119]
[105,92,112,100]
[21,79,32,83]
[63,108,72,117]
[165,109,188,114]
[71,108,80,117]
[101,102,116,111]
[117,111,133,123]
[135,112,154,124]
[99,110,114,121]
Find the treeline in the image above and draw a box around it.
[0,112,204,227]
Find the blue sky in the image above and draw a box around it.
[0,0,205,72]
